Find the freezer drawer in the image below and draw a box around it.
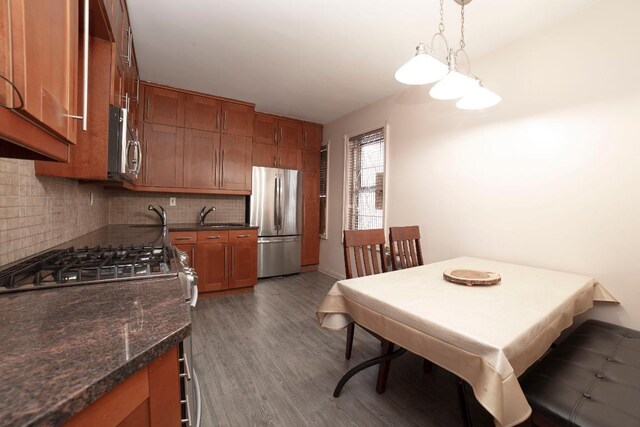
[257,236,301,278]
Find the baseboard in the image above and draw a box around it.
[318,266,345,280]
[300,265,318,272]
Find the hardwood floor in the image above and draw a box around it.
[192,271,495,426]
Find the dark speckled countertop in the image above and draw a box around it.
[0,225,192,427]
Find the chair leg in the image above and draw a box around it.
[345,323,355,360]
[376,340,394,394]
[457,377,472,427]
[422,359,433,374]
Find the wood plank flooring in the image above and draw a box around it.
[192,271,495,426]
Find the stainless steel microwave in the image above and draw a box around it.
[108,105,141,182]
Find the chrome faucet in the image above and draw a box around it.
[148,205,167,226]
[199,206,216,226]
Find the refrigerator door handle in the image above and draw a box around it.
[274,176,280,230]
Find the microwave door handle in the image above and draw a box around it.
[128,140,141,175]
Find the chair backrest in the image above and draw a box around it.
[343,229,387,279]
[389,226,424,271]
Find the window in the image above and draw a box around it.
[344,127,385,230]
[319,144,328,239]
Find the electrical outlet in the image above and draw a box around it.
[169,197,176,206]
[90,192,94,206]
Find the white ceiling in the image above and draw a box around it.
[128,0,600,124]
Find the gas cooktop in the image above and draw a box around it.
[0,244,177,294]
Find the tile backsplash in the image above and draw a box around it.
[107,190,246,225]
[0,159,108,267]
[0,159,247,268]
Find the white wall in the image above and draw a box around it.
[319,0,640,328]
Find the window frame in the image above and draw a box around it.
[342,123,388,235]
[319,141,329,240]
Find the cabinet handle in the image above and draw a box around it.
[304,131,307,147]
[280,128,283,144]
[205,235,220,240]
[224,247,228,278]
[145,96,150,120]
[216,110,220,130]
[274,127,278,144]
[179,356,192,381]
[236,234,251,238]
[64,0,89,131]
[121,27,133,67]
[134,76,140,102]
[174,237,193,241]
[223,111,228,130]
[273,156,277,167]
[221,150,225,185]
[144,140,149,184]
[214,149,218,187]
[181,394,192,427]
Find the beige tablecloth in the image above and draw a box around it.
[317,257,617,427]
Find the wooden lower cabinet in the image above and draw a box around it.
[179,229,258,296]
[195,230,229,293]
[229,230,259,289]
[64,346,180,427]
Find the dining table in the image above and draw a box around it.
[316,256,617,427]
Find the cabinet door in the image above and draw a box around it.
[228,230,258,289]
[183,129,219,189]
[143,85,185,127]
[301,172,320,265]
[303,150,320,173]
[303,123,323,151]
[252,142,278,168]
[221,101,253,137]
[143,123,184,188]
[196,231,229,292]
[277,146,302,170]
[185,95,221,132]
[220,135,252,191]
[277,119,303,149]
[104,0,124,58]
[10,0,79,143]
[253,113,277,145]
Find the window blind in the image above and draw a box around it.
[345,128,385,230]
[319,145,328,238]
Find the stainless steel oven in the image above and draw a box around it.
[108,105,141,182]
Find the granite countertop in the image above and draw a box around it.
[167,222,258,232]
[0,225,192,427]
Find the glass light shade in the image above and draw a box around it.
[456,85,501,110]
[395,52,449,85]
[429,70,478,100]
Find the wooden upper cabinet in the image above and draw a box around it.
[221,101,253,137]
[277,118,303,149]
[104,0,124,57]
[278,146,302,170]
[303,123,323,151]
[10,0,79,144]
[142,123,184,188]
[143,85,185,127]
[183,129,219,189]
[252,142,278,168]
[220,134,251,191]
[303,150,320,173]
[253,113,277,145]
[185,95,221,132]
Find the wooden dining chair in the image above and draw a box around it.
[343,229,388,361]
[342,228,395,393]
[389,225,433,373]
[389,225,424,270]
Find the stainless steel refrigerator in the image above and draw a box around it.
[249,166,303,278]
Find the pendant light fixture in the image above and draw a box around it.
[429,0,478,100]
[394,0,450,85]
